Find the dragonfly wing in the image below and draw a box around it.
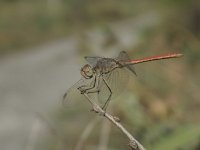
[97,67,130,105]
[117,51,137,75]
[84,56,102,66]
[62,78,88,107]
[117,51,129,60]
[125,64,137,76]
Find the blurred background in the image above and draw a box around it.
[0,0,200,150]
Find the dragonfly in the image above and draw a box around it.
[63,51,183,110]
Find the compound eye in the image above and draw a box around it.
[81,64,93,79]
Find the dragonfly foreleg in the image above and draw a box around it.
[78,75,100,94]
[85,75,101,94]
[101,76,112,111]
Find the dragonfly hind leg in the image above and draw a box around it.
[101,77,112,111]
[77,75,112,112]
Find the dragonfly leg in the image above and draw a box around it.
[78,75,100,94]
[86,75,100,94]
[101,76,112,111]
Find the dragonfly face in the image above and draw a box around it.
[80,64,94,79]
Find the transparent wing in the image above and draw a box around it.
[116,51,137,75]
[84,56,103,66]
[97,67,130,105]
[62,78,92,107]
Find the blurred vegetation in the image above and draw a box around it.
[0,0,141,56]
[1,0,200,150]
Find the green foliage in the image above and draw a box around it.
[148,124,200,150]
[0,0,138,56]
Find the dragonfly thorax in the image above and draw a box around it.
[81,64,94,79]
[94,58,119,74]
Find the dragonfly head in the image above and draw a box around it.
[81,64,94,79]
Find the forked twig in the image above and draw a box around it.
[83,93,146,150]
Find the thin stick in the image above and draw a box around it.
[83,93,146,150]
[125,53,183,65]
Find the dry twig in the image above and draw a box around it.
[83,93,146,150]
